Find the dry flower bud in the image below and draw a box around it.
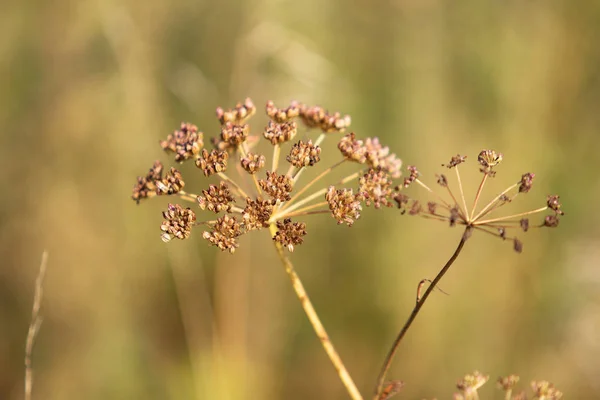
[443,154,467,168]
[427,202,437,214]
[520,218,530,232]
[546,195,563,215]
[220,122,250,147]
[358,168,394,209]
[242,197,275,230]
[197,181,234,213]
[160,123,203,162]
[326,187,362,226]
[259,171,293,202]
[202,214,242,253]
[478,149,503,175]
[299,104,351,133]
[241,153,266,174]
[287,140,321,167]
[456,371,489,395]
[263,120,297,145]
[338,133,367,163]
[530,381,563,400]
[436,174,448,187]
[543,214,560,228]
[216,98,256,124]
[513,238,523,253]
[156,167,185,195]
[497,375,520,391]
[273,218,307,252]
[265,100,300,123]
[132,161,163,203]
[364,137,402,178]
[449,207,460,227]
[403,165,419,188]
[160,204,196,242]
[195,149,229,176]
[519,172,535,193]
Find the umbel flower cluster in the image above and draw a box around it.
[450,371,563,400]
[132,98,402,253]
[394,150,563,252]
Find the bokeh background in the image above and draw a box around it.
[2,0,599,399]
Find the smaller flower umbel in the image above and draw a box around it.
[395,150,564,252]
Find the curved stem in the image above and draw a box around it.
[269,225,363,400]
[373,228,470,400]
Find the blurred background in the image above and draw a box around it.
[2,0,599,399]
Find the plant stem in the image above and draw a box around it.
[373,228,470,400]
[470,173,488,221]
[474,206,548,226]
[284,159,346,209]
[269,225,363,400]
[455,166,470,219]
[471,183,518,222]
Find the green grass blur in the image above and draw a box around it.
[2,0,599,399]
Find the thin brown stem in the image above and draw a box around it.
[284,159,345,208]
[474,206,548,226]
[25,251,48,400]
[272,144,281,173]
[274,201,328,220]
[455,166,470,219]
[470,173,488,221]
[373,228,470,400]
[471,183,518,222]
[218,172,250,199]
[269,225,363,400]
[176,190,199,203]
[414,179,453,210]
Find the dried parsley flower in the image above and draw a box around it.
[263,120,297,145]
[195,149,228,176]
[259,171,293,202]
[519,172,535,193]
[157,167,185,195]
[265,100,300,123]
[242,197,275,230]
[364,137,402,178]
[403,165,419,188]
[197,182,234,213]
[338,133,367,163]
[326,187,362,226]
[220,122,250,147]
[273,218,307,252]
[202,214,242,253]
[478,149,503,175]
[531,381,563,400]
[299,104,351,133]
[497,375,520,392]
[358,168,393,209]
[456,371,489,397]
[241,153,266,174]
[287,140,321,167]
[132,161,164,203]
[216,97,256,125]
[160,122,203,162]
[442,154,467,168]
[160,204,196,242]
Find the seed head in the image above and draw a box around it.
[436,174,449,187]
[326,187,362,226]
[287,140,321,167]
[160,123,203,162]
[156,167,185,195]
[530,381,563,400]
[216,97,256,125]
[364,137,402,178]
[240,152,266,174]
[338,132,367,163]
[160,204,196,242]
[219,122,250,147]
[195,149,229,176]
[442,154,467,168]
[403,165,419,188]
[478,149,503,175]
[259,171,293,202]
[497,375,520,392]
[263,120,297,145]
[519,172,535,193]
[273,218,307,252]
[132,161,164,203]
[543,214,560,228]
[358,168,394,209]
[520,218,529,232]
[456,371,489,396]
[299,104,351,133]
[242,197,275,230]
[546,195,564,215]
[265,100,300,123]
[197,181,234,213]
[513,238,523,253]
[202,214,243,253]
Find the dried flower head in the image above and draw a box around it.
[197,182,234,213]
[157,167,185,195]
[240,152,266,174]
[160,123,203,162]
[160,204,196,242]
[338,133,367,163]
[531,381,563,400]
[132,161,164,203]
[216,97,256,124]
[263,120,297,145]
[242,197,275,230]
[364,137,402,178]
[202,214,242,253]
[195,149,229,176]
[395,150,564,253]
[326,187,362,226]
[220,122,250,147]
[358,168,394,209]
[259,171,293,202]
[299,104,351,133]
[287,140,322,167]
[456,371,489,397]
[273,218,307,252]
[497,375,520,391]
[266,100,300,123]
[403,165,419,188]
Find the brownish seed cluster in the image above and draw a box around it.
[263,120,297,145]
[240,152,266,174]
[403,165,419,188]
[338,132,367,163]
[530,381,563,400]
[326,187,362,226]
[197,182,234,213]
[195,149,229,176]
[160,204,196,242]
[202,215,242,253]
[160,123,203,162]
[273,218,307,252]
[478,149,503,175]
[299,104,352,133]
[519,172,535,193]
[497,375,520,391]
[259,171,293,201]
[132,161,164,203]
[266,100,300,123]
[157,167,185,195]
[442,154,467,168]
[338,133,402,178]
[216,97,256,124]
[456,371,489,397]
[358,168,394,209]
[242,198,275,230]
[287,140,322,167]
[220,122,250,147]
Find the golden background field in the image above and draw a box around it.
[2,0,599,399]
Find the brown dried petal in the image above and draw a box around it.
[364,137,402,178]
[520,218,529,232]
[403,165,419,188]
